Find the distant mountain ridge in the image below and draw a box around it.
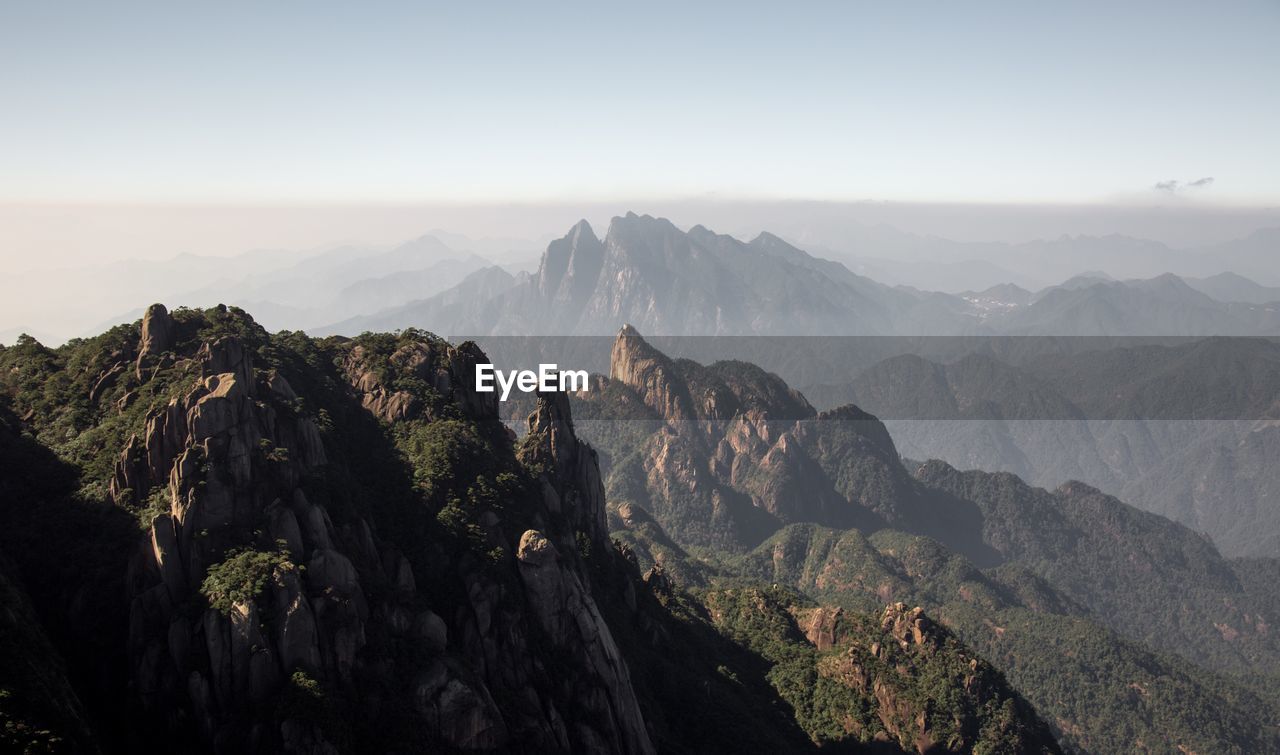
[9,214,1278,344]
[822,338,1280,557]
[321,214,1280,338]
[819,225,1280,292]
[1186,271,1280,304]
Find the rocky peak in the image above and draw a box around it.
[521,390,610,547]
[602,213,685,263]
[536,219,604,307]
[880,603,940,652]
[138,303,175,358]
[811,404,899,459]
[513,526,655,754]
[135,303,176,379]
[197,337,255,397]
[609,326,696,421]
[339,337,499,423]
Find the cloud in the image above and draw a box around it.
[1153,176,1214,194]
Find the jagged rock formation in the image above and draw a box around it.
[343,213,985,337]
[584,326,988,556]
[11,304,657,754]
[0,305,1080,754]
[114,333,341,750]
[609,324,697,421]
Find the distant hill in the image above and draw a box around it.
[981,273,1280,335]
[1186,271,1280,304]
[822,338,1280,558]
[819,225,1280,291]
[316,265,519,336]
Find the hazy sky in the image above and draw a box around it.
[3,1,1278,205]
[3,1,1279,338]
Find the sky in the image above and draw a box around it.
[2,0,1278,206]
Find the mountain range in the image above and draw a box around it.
[805,337,1280,558]
[313,214,1280,338]
[818,226,1280,292]
[309,214,1280,563]
[0,233,542,344]
[6,215,1278,346]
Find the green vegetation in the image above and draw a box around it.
[728,522,1280,754]
[200,547,296,613]
[704,586,1057,753]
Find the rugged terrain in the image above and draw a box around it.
[575,326,1280,754]
[0,305,1061,754]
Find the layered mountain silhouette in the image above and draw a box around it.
[453,213,960,336]
[317,214,1280,338]
[813,338,1280,558]
[12,215,1279,347]
[1186,271,1280,305]
[821,226,1280,292]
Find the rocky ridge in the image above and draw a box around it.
[95,304,657,753]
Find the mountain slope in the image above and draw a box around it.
[577,327,1280,753]
[828,338,1280,558]
[316,265,520,336]
[988,274,1280,336]
[1186,271,1280,305]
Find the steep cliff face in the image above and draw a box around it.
[608,325,697,422]
[586,326,987,555]
[538,219,607,314]
[113,319,348,752]
[4,304,658,754]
